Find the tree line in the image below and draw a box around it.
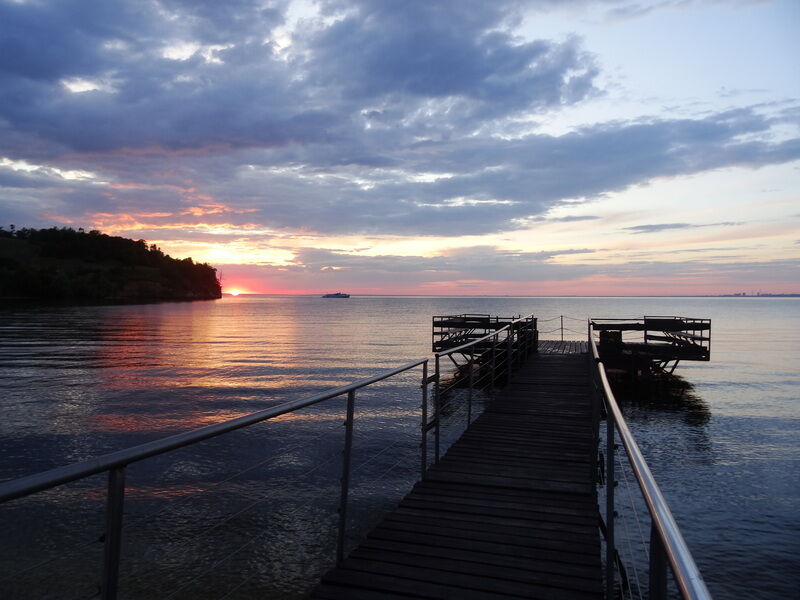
[0,226,221,303]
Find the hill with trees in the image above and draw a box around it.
[0,226,221,303]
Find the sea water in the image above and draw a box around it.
[1,296,798,598]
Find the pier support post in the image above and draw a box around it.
[506,322,514,385]
[491,333,497,393]
[606,415,616,600]
[336,390,356,565]
[101,466,126,600]
[434,355,441,463]
[649,522,668,600]
[421,361,428,479]
[467,347,474,425]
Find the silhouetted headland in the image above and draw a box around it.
[0,226,221,304]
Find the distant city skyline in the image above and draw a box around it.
[1,0,798,295]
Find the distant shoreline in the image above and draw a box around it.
[0,227,221,304]
[221,293,800,298]
[0,295,221,307]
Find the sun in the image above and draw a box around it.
[226,289,243,296]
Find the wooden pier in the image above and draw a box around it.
[312,343,601,599]
[0,313,713,600]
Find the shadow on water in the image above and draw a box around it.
[608,370,712,428]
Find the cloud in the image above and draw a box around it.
[603,0,769,21]
[216,245,800,294]
[542,215,601,223]
[216,244,599,291]
[624,221,743,234]
[305,0,598,121]
[0,0,798,268]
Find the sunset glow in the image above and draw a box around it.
[1,1,798,295]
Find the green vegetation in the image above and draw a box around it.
[0,226,221,303]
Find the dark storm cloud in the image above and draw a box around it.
[0,0,153,82]
[0,167,51,189]
[209,108,797,235]
[158,0,287,43]
[0,0,596,158]
[0,0,313,155]
[306,0,597,118]
[0,0,798,238]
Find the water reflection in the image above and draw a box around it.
[2,297,799,599]
[612,372,713,427]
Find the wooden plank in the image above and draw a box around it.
[321,569,523,599]
[313,584,419,600]
[366,526,601,566]
[338,557,600,599]
[348,548,600,592]
[403,492,597,524]
[378,515,600,557]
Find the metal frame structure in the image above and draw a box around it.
[589,321,712,600]
[424,314,537,466]
[592,316,711,375]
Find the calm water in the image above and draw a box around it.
[0,296,798,598]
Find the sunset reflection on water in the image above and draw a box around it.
[0,296,440,599]
[2,296,798,599]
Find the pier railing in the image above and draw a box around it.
[0,359,428,598]
[426,314,537,466]
[589,322,711,600]
[0,315,538,600]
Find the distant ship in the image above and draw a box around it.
[322,292,350,298]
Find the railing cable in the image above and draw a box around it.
[616,450,646,600]
[148,451,343,600]
[589,322,711,600]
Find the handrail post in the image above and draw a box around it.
[606,400,616,600]
[421,361,428,479]
[336,390,356,565]
[520,319,527,360]
[434,354,441,463]
[649,521,668,600]
[506,322,514,385]
[491,332,497,394]
[101,466,126,600]
[528,317,534,357]
[467,347,474,425]
[561,315,564,342]
[525,317,532,358]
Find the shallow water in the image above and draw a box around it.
[1,296,798,598]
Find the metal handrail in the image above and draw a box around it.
[0,357,429,599]
[1,313,541,600]
[426,314,537,463]
[589,323,711,600]
[434,313,534,357]
[0,358,427,503]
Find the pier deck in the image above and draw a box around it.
[312,345,601,599]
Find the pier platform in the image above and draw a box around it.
[312,347,601,599]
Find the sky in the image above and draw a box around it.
[1,0,798,295]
